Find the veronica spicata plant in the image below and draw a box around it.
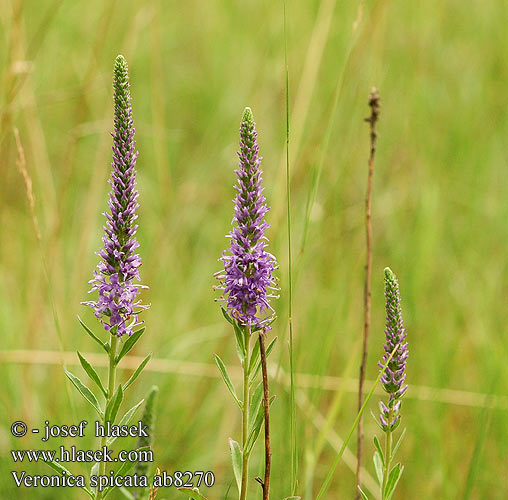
[358,267,409,500]
[54,55,152,500]
[214,107,279,500]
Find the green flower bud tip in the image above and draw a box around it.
[384,267,395,281]
[115,54,127,70]
[242,106,254,124]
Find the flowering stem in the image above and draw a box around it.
[240,330,251,500]
[96,334,118,500]
[382,406,394,499]
[216,106,278,499]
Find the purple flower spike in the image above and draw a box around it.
[378,267,408,431]
[215,107,278,331]
[82,55,148,336]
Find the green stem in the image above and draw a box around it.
[96,334,118,500]
[239,330,251,500]
[382,406,394,499]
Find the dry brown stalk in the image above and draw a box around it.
[355,87,381,499]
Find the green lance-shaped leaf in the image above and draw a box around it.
[65,369,103,417]
[248,382,263,429]
[115,327,146,364]
[248,329,278,378]
[44,460,94,498]
[77,316,110,353]
[383,463,404,500]
[233,321,246,362]
[105,384,123,424]
[221,307,234,325]
[373,435,385,467]
[245,395,275,456]
[90,461,99,480]
[248,337,260,375]
[249,336,277,383]
[391,428,406,461]
[221,309,245,362]
[214,354,242,409]
[90,461,99,496]
[371,409,385,431]
[228,438,242,494]
[373,451,384,485]
[135,385,159,477]
[102,447,150,498]
[107,399,144,446]
[123,353,152,392]
[77,351,107,398]
[177,487,209,500]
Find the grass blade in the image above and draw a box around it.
[358,487,369,500]
[283,1,297,491]
[463,394,494,499]
[315,343,401,500]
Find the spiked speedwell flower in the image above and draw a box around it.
[83,55,147,336]
[378,267,409,431]
[215,107,278,330]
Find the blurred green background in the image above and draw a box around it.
[1,0,507,498]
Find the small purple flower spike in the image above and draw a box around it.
[378,267,408,431]
[82,55,148,336]
[215,107,278,331]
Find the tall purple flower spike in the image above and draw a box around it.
[83,55,148,336]
[215,107,278,331]
[378,267,409,431]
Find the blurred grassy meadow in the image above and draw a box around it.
[1,0,508,498]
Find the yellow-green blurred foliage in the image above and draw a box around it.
[1,0,507,498]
